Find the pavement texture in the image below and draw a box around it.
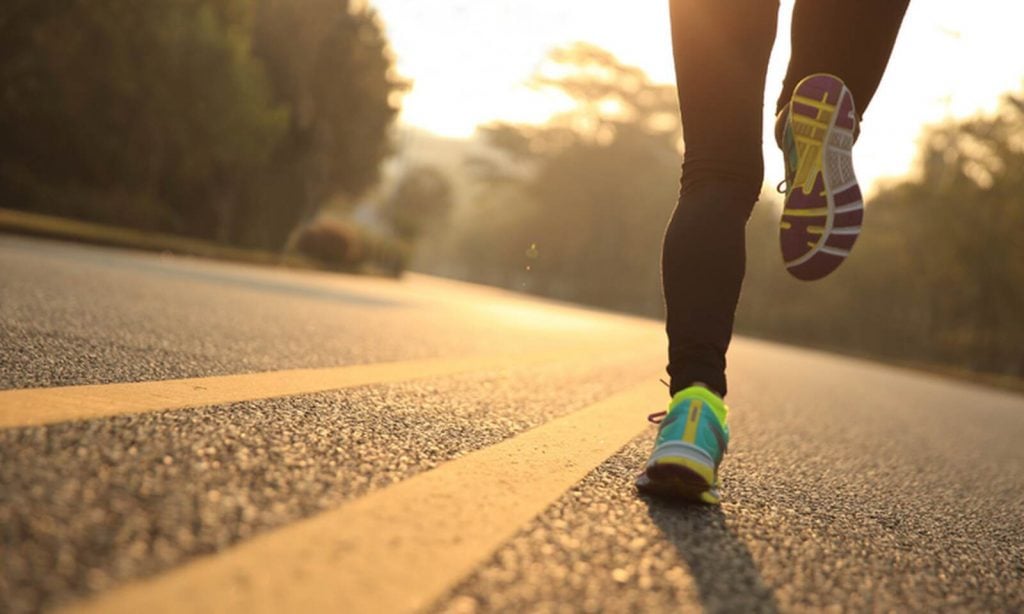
[2,234,1023,613]
[1,235,639,389]
[1,359,653,612]
[435,383,1024,613]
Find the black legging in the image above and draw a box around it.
[663,0,910,396]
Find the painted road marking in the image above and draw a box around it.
[0,345,650,429]
[60,383,663,614]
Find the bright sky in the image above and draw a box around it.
[371,0,1024,193]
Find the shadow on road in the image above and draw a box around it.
[643,497,778,613]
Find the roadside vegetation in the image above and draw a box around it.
[414,44,1024,381]
[739,93,1024,378]
[0,0,426,271]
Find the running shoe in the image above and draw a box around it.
[776,73,863,281]
[636,385,729,504]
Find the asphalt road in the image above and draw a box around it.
[1,234,1022,613]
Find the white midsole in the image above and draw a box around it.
[646,441,715,469]
[784,83,862,269]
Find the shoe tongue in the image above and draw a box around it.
[671,386,728,426]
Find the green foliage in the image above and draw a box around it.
[380,165,454,241]
[738,91,1024,377]
[293,216,410,276]
[0,0,285,234]
[457,44,680,313]
[248,0,405,245]
[294,217,364,266]
[0,0,402,249]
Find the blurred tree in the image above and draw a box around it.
[736,90,1024,378]
[0,0,285,237]
[0,0,404,250]
[379,164,454,242]
[462,43,681,314]
[890,92,1024,372]
[247,0,405,248]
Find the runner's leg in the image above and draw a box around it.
[663,0,780,397]
[778,0,911,117]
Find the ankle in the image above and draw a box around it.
[675,380,724,399]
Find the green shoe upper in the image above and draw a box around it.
[654,385,730,465]
[775,107,799,195]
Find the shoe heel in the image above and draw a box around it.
[639,441,716,499]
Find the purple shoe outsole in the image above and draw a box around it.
[780,74,864,281]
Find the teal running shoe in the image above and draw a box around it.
[635,385,729,504]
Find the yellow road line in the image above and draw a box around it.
[0,346,639,429]
[61,383,663,614]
